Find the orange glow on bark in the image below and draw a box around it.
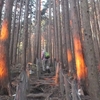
[74,37,87,80]
[53,65,59,85]
[67,49,72,62]
[70,20,72,27]
[0,20,9,80]
[0,59,8,79]
[0,20,9,41]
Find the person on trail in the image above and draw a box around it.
[41,49,51,73]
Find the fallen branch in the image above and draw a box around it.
[30,80,55,85]
[27,93,51,98]
[45,87,58,100]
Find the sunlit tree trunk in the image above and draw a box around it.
[0,0,13,94]
[30,33,35,63]
[80,0,100,99]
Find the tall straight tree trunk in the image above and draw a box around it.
[48,0,52,64]
[0,0,4,24]
[9,0,17,65]
[89,0,100,66]
[38,0,41,59]
[69,0,88,93]
[0,0,13,94]
[47,25,49,51]
[34,0,38,62]
[80,0,100,99]
[90,0,100,48]
[76,0,83,42]
[36,0,41,59]
[31,34,34,63]
[16,11,23,64]
[12,0,23,65]
[53,0,59,61]
[52,4,56,60]
[61,0,68,69]
[64,0,74,74]
[27,22,32,63]
[96,0,100,28]
[56,0,63,63]
[22,0,29,70]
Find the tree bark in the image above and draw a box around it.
[36,0,41,59]
[0,0,13,94]
[80,0,100,99]
[64,0,74,74]
[12,0,23,65]
[56,0,63,63]
[69,0,88,94]
[22,0,29,70]
[9,0,17,65]
[53,0,59,61]
[48,0,52,64]
[0,0,4,25]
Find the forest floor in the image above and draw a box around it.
[27,72,62,100]
[0,64,62,100]
[0,63,90,100]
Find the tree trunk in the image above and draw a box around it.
[56,0,63,63]
[48,0,52,64]
[22,0,29,70]
[9,0,17,65]
[0,0,13,94]
[80,0,100,99]
[61,0,68,70]
[69,0,88,94]
[89,0,100,66]
[64,0,74,74]
[27,8,32,63]
[53,0,59,61]
[12,0,23,65]
[0,0,4,25]
[34,0,38,61]
[36,0,41,59]
[64,74,71,100]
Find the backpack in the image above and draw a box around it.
[45,52,50,59]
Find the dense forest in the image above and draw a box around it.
[0,0,100,100]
